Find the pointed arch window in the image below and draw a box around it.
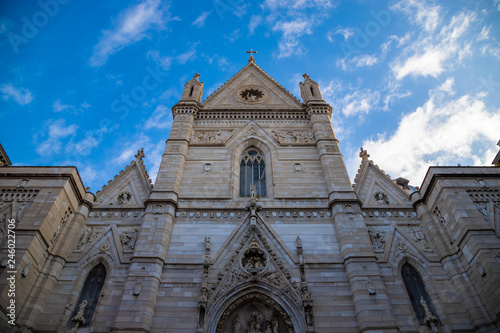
[69,263,106,328]
[239,148,266,197]
[402,263,438,325]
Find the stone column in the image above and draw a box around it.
[112,100,199,332]
[306,103,399,332]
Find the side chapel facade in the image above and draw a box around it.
[1,56,500,333]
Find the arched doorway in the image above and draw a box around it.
[216,292,295,333]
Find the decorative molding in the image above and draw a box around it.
[362,210,417,218]
[174,210,332,219]
[74,226,103,252]
[88,211,142,218]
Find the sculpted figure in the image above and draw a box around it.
[71,300,87,324]
[233,313,242,333]
[249,311,262,331]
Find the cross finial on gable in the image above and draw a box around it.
[246,49,257,62]
[359,147,370,160]
[135,148,145,160]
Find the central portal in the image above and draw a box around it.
[216,292,294,333]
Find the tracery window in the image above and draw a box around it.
[239,148,266,197]
[402,263,438,325]
[69,263,106,328]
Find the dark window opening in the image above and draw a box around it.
[69,264,106,328]
[189,86,194,97]
[310,86,314,96]
[402,263,438,325]
[239,148,266,197]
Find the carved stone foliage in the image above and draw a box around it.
[367,228,386,252]
[190,129,234,145]
[120,228,138,253]
[88,210,142,218]
[74,226,103,252]
[217,292,294,333]
[208,226,300,308]
[270,130,315,145]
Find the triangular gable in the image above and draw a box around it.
[95,149,152,207]
[354,149,412,208]
[208,213,301,307]
[202,62,302,110]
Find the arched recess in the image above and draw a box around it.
[394,253,449,331]
[60,253,115,329]
[227,135,277,201]
[205,284,305,333]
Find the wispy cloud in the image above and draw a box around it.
[52,100,90,113]
[0,83,33,105]
[391,0,440,32]
[192,11,211,28]
[248,15,262,35]
[327,27,355,42]
[90,0,174,67]
[147,50,172,70]
[144,105,173,130]
[34,119,78,156]
[391,9,475,80]
[259,0,336,58]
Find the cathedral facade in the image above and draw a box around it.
[1,58,500,333]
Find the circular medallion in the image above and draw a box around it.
[241,248,267,274]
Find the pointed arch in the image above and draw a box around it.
[68,263,107,328]
[227,127,277,200]
[205,284,305,333]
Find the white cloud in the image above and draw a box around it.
[359,88,500,186]
[261,0,334,58]
[53,100,74,112]
[52,100,91,113]
[192,11,211,28]
[322,79,381,117]
[391,11,475,80]
[35,119,78,156]
[225,29,240,42]
[144,105,173,130]
[477,25,490,41]
[203,54,234,72]
[0,83,33,105]
[90,0,173,67]
[391,0,440,32]
[248,15,262,35]
[337,54,379,70]
[494,0,500,11]
[177,47,197,64]
[328,27,355,42]
[147,50,172,70]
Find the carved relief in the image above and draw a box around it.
[292,163,303,173]
[406,226,433,252]
[374,191,390,204]
[74,226,102,252]
[115,191,132,205]
[367,228,386,252]
[191,129,234,145]
[52,208,73,243]
[120,228,138,253]
[473,201,489,222]
[271,130,315,145]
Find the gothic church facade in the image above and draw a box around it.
[1,58,500,333]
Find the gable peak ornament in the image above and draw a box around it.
[246,48,257,62]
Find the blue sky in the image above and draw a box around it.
[1,0,499,192]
